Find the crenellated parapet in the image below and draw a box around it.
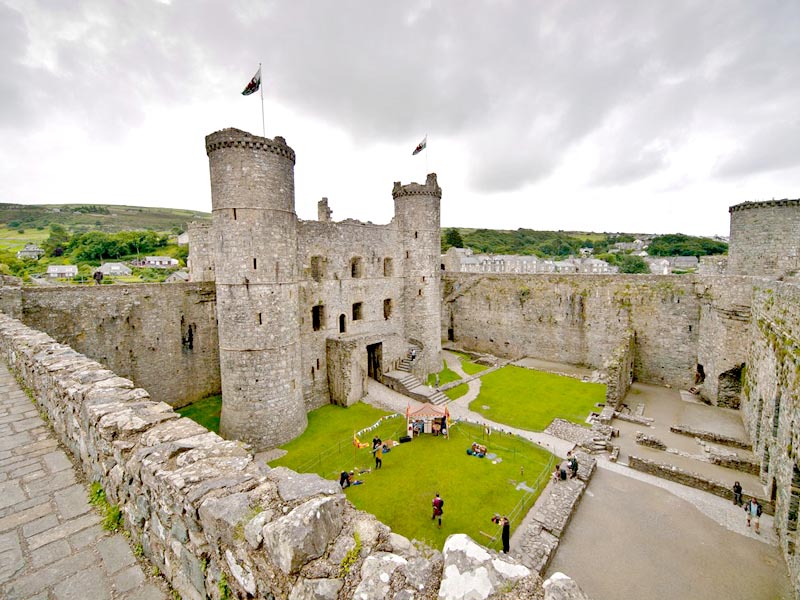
[205,128,296,163]
[392,173,442,199]
[729,198,800,213]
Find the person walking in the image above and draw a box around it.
[745,498,762,534]
[432,493,444,528]
[500,516,510,554]
[733,481,743,506]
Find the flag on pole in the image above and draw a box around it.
[241,66,261,96]
[412,136,427,156]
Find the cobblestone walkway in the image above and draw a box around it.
[0,363,167,600]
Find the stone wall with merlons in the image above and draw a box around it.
[0,314,546,600]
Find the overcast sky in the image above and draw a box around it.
[2,1,798,237]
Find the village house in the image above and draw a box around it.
[46,265,78,279]
[134,256,179,268]
[16,244,44,260]
[96,262,132,276]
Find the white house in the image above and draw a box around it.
[97,262,132,276]
[139,256,179,268]
[47,265,78,279]
[16,244,44,260]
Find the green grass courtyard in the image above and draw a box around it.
[269,402,553,550]
[469,365,606,431]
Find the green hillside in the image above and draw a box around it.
[0,203,211,235]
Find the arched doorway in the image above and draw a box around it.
[339,314,346,333]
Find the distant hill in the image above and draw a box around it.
[0,203,211,234]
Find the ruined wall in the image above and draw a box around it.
[0,315,543,600]
[742,282,800,594]
[728,199,800,277]
[603,332,635,407]
[6,283,219,407]
[297,219,408,410]
[443,274,700,389]
[695,276,758,406]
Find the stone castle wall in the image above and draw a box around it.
[742,282,800,592]
[0,283,219,408]
[297,219,407,410]
[0,314,544,600]
[728,199,800,277]
[187,221,215,282]
[443,273,701,389]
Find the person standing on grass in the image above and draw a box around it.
[374,443,383,469]
[432,493,444,528]
[501,516,510,554]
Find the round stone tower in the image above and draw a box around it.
[392,173,443,376]
[728,199,800,277]
[205,128,306,450]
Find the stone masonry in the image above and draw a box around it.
[0,314,547,599]
[200,128,443,450]
[0,362,167,600]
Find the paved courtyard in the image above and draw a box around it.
[548,463,792,600]
[0,363,167,600]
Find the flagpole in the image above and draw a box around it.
[259,62,265,137]
[425,132,429,175]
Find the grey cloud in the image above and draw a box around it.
[2,0,799,190]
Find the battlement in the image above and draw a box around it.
[392,173,442,199]
[205,128,295,163]
[729,198,800,213]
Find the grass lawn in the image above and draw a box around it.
[176,395,221,433]
[270,403,553,550]
[445,384,469,401]
[469,365,606,431]
[427,362,460,387]
[452,351,488,375]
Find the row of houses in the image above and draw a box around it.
[441,248,620,274]
[442,247,706,275]
[44,256,181,279]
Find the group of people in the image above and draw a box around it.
[467,442,487,457]
[733,481,763,534]
[552,451,579,482]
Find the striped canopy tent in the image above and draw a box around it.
[406,403,450,437]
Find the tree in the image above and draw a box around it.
[43,224,71,257]
[444,228,464,249]
[619,255,650,274]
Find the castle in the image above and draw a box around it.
[190,128,443,449]
[0,129,798,594]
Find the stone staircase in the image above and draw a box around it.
[384,371,449,406]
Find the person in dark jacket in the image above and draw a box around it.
[501,516,510,554]
[733,481,743,506]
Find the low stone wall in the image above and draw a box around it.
[0,313,545,600]
[706,450,760,475]
[628,456,773,515]
[669,424,750,449]
[515,453,597,575]
[634,432,666,450]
